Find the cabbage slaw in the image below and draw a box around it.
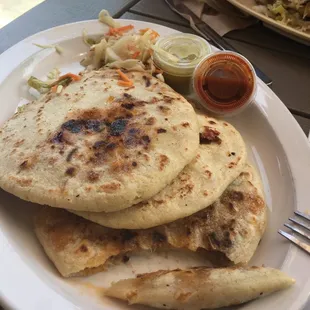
[254,0,310,32]
[28,9,173,94]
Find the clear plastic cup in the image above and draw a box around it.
[192,51,257,115]
[153,34,211,95]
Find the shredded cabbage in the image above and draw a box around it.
[82,30,97,46]
[104,46,121,64]
[81,27,162,70]
[156,73,165,82]
[33,43,63,54]
[80,10,179,73]
[28,9,178,98]
[303,2,310,18]
[56,85,63,94]
[105,59,146,71]
[93,38,108,68]
[17,105,26,113]
[98,9,120,28]
[27,76,51,93]
[47,68,60,80]
[254,0,310,32]
[111,35,139,60]
[27,76,72,94]
[268,3,287,20]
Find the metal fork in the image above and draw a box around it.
[279,211,310,254]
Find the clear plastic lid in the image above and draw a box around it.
[153,34,211,77]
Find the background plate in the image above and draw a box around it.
[0,19,310,310]
[226,0,310,45]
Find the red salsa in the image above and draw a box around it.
[193,52,256,114]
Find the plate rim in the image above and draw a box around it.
[0,18,310,310]
[226,0,310,43]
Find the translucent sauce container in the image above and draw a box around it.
[153,34,211,95]
[192,51,257,115]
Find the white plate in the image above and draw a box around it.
[226,0,310,45]
[0,19,310,310]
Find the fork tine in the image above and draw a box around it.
[289,217,310,231]
[294,210,310,221]
[284,223,310,241]
[278,230,310,255]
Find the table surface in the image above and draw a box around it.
[0,1,309,309]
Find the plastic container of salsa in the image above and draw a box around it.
[153,34,211,95]
[192,51,257,115]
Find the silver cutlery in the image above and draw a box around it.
[279,210,310,254]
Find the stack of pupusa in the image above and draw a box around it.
[0,69,294,309]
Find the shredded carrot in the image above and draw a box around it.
[155,67,163,74]
[58,73,81,81]
[151,30,159,39]
[108,27,116,36]
[117,25,134,33]
[116,69,134,87]
[116,69,131,82]
[139,28,150,35]
[118,80,133,87]
[139,28,159,39]
[108,25,134,36]
[131,51,140,59]
[51,85,58,93]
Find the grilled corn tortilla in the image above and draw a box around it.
[34,164,266,277]
[105,267,294,309]
[74,113,247,228]
[0,69,199,212]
